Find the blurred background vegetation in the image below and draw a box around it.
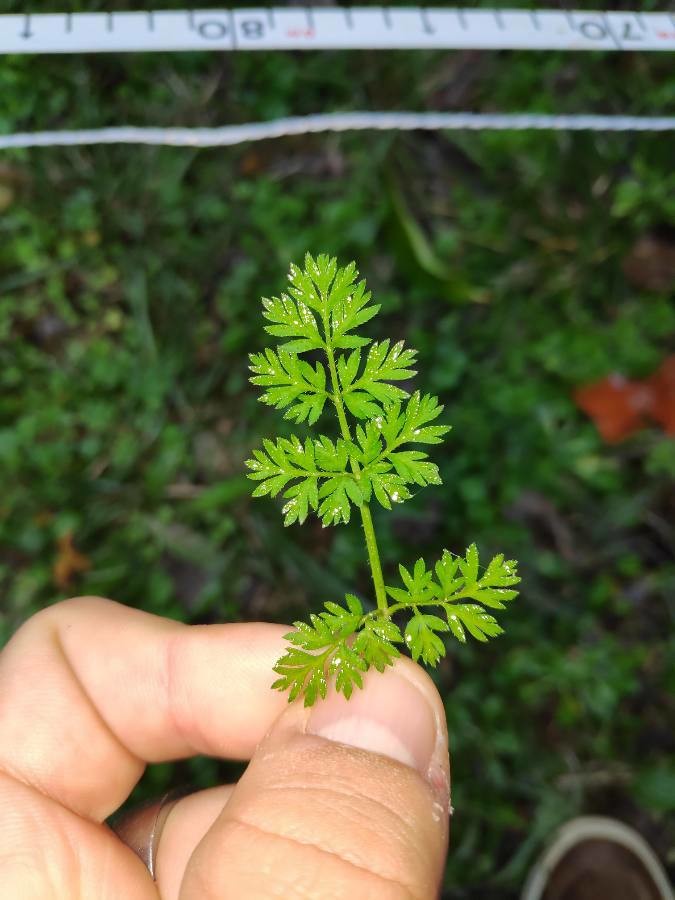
[1,0,674,896]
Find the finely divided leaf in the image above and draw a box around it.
[330,644,369,699]
[402,558,435,596]
[350,427,444,511]
[281,478,319,527]
[272,594,368,705]
[445,604,504,643]
[353,616,403,672]
[437,546,519,639]
[330,274,380,349]
[272,649,329,706]
[380,392,451,448]
[344,390,382,420]
[480,553,521,587]
[287,257,325,317]
[326,260,360,315]
[246,435,361,526]
[404,613,449,666]
[455,546,521,609]
[345,340,417,405]
[250,254,519,701]
[353,421,382,465]
[432,546,521,609]
[314,435,350,472]
[362,471,412,510]
[386,546,520,650]
[318,474,363,526]
[386,557,435,605]
[460,542,480,585]
[261,292,323,354]
[338,340,418,418]
[434,550,464,598]
[246,436,316,495]
[337,349,361,391]
[287,254,372,337]
[249,348,327,425]
[388,450,441,486]
[304,252,337,296]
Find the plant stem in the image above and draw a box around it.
[386,592,473,617]
[359,503,389,616]
[323,321,389,617]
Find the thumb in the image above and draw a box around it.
[180,659,450,900]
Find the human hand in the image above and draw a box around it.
[0,596,450,898]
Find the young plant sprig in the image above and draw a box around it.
[246,254,520,706]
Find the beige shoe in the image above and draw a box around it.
[521,816,674,900]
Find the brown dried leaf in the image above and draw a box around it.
[623,233,675,293]
[53,532,90,590]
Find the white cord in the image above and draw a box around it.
[1,111,674,149]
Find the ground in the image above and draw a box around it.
[1,1,674,896]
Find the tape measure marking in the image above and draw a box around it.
[1,8,674,54]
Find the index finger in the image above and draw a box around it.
[0,596,289,822]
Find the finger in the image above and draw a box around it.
[155,785,235,900]
[0,769,158,900]
[0,596,289,821]
[180,658,451,900]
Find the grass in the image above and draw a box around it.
[1,2,674,896]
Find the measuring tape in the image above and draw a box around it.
[2,8,674,55]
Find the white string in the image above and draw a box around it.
[1,111,674,149]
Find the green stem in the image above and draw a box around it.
[325,344,353,443]
[323,319,389,618]
[386,594,471,617]
[359,504,389,616]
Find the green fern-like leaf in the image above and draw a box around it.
[446,605,504,643]
[249,349,327,425]
[261,293,323,354]
[245,435,369,526]
[386,558,435,606]
[353,615,403,672]
[247,254,520,705]
[385,545,520,645]
[404,614,449,666]
[340,340,417,410]
[380,392,451,448]
[388,450,442,487]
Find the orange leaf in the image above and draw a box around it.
[648,355,675,436]
[574,356,675,442]
[573,374,654,443]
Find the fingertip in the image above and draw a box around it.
[180,660,451,900]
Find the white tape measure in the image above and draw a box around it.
[2,8,674,55]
